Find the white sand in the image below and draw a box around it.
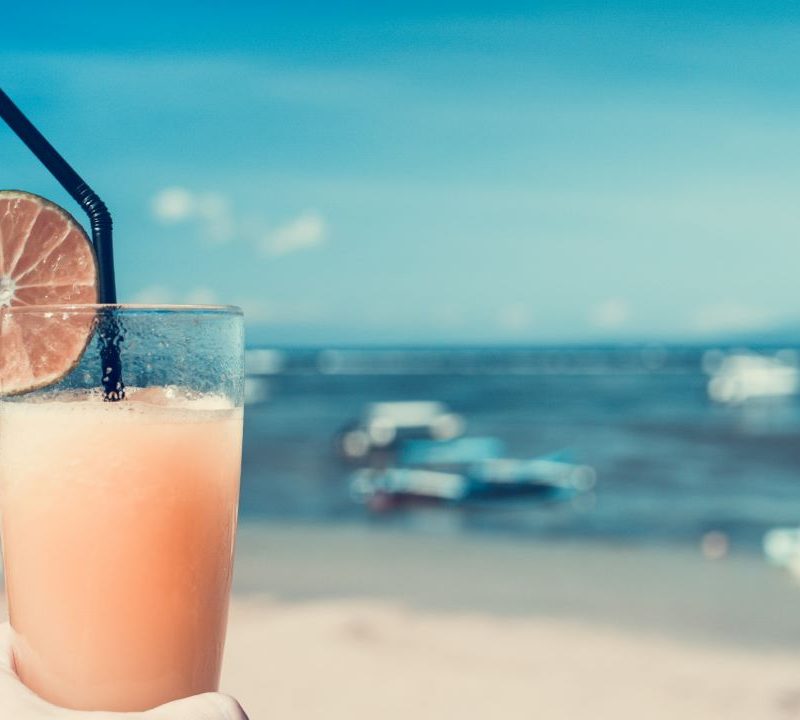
[224,524,800,719]
[223,596,800,720]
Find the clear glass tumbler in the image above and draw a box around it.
[0,304,244,712]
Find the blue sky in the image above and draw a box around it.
[3,2,800,344]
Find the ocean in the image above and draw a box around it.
[239,346,800,552]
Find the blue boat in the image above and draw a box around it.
[350,455,595,510]
[398,436,506,467]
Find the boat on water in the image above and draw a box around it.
[335,401,465,461]
[339,399,596,511]
[350,455,596,510]
[398,436,506,466]
[704,350,799,404]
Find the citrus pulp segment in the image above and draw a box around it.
[0,191,98,396]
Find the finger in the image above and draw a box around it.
[0,622,71,718]
[145,692,248,720]
[0,621,13,674]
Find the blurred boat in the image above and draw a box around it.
[350,455,595,510]
[468,457,596,496]
[336,401,465,461]
[351,468,469,504]
[704,350,799,404]
[398,436,505,466]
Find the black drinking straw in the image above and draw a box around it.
[0,88,125,401]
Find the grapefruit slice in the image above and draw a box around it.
[0,190,98,396]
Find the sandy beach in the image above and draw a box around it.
[223,597,800,720]
[5,521,800,719]
[221,523,800,719]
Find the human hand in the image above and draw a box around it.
[0,622,248,719]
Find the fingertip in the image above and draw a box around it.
[0,622,15,674]
[149,691,248,720]
[215,693,249,719]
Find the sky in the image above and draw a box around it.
[3,2,800,345]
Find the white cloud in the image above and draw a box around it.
[589,298,630,330]
[150,187,235,244]
[262,212,327,257]
[151,190,329,255]
[496,303,534,333]
[151,187,195,222]
[691,302,772,335]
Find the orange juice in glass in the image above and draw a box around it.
[0,304,244,711]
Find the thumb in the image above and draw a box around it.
[144,692,248,720]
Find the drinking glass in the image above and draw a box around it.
[0,304,244,712]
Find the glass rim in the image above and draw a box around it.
[0,303,243,316]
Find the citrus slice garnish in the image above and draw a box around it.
[0,190,98,396]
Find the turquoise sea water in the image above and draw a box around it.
[239,347,800,551]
